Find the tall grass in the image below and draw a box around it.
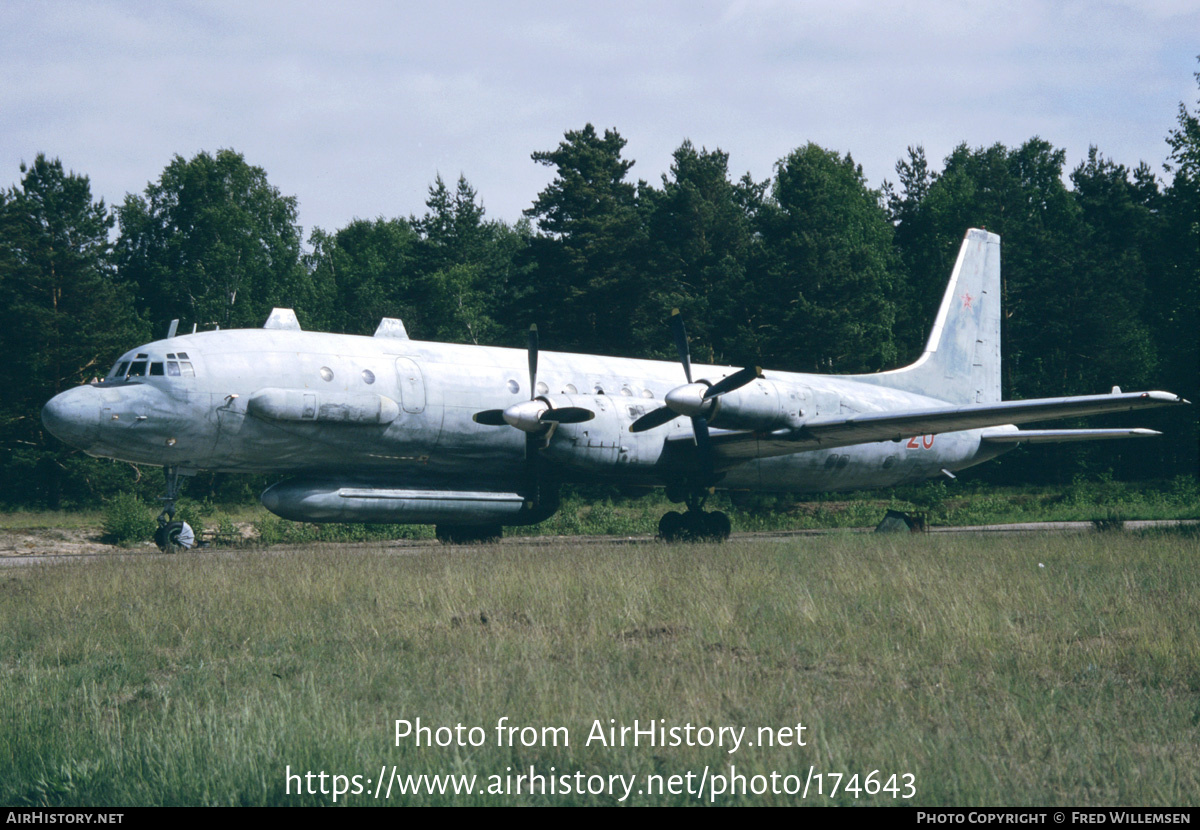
[2,528,1197,806]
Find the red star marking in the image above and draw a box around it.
[961,292,974,308]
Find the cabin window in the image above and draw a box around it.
[167,362,181,376]
[111,361,129,378]
[128,361,147,377]
[179,362,195,377]
[565,384,578,395]
[507,379,520,394]
[150,362,165,376]
[362,369,375,385]
[320,367,334,382]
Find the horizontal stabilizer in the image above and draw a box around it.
[980,428,1162,444]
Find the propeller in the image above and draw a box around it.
[629,310,761,437]
[473,325,595,434]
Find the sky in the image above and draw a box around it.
[2,0,1197,238]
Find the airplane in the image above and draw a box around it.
[41,229,1188,547]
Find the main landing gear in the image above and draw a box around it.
[657,490,731,543]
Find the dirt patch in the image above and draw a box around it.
[0,526,130,557]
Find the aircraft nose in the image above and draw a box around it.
[42,385,101,449]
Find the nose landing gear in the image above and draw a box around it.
[154,466,188,552]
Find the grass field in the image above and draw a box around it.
[2,527,1198,806]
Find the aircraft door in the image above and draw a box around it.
[394,357,426,413]
[384,356,442,462]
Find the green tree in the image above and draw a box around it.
[1067,147,1159,391]
[0,155,147,506]
[750,144,898,372]
[885,145,952,359]
[305,218,421,335]
[522,124,646,355]
[412,175,514,345]
[116,149,309,335]
[639,141,761,363]
[1151,60,1200,475]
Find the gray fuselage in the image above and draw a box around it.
[46,327,1004,497]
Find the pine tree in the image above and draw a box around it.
[0,155,146,506]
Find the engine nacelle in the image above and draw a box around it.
[261,477,536,524]
[703,378,802,432]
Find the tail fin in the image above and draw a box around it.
[854,228,1001,404]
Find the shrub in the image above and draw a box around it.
[102,492,156,547]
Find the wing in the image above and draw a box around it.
[667,390,1187,466]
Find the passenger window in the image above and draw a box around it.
[167,362,181,376]
[150,362,164,376]
[128,361,147,377]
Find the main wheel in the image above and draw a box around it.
[657,511,685,541]
[703,511,732,541]
[154,521,187,553]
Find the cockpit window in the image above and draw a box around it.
[107,352,195,380]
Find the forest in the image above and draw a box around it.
[2,72,1196,508]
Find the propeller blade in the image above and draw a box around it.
[540,407,595,424]
[669,309,693,384]
[692,415,712,456]
[703,365,763,399]
[527,324,538,399]
[630,405,680,433]
[473,410,507,426]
